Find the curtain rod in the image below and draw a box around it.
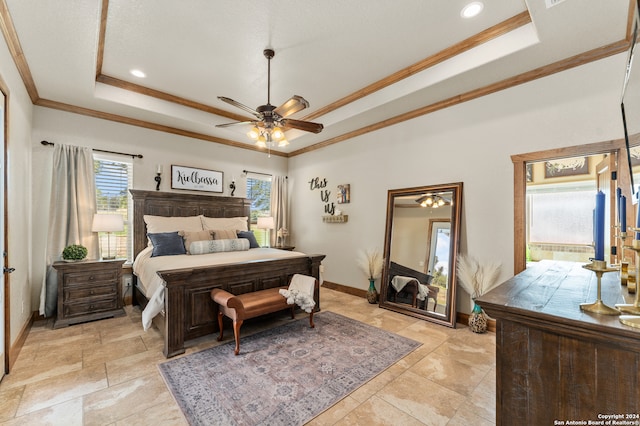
[242,169,287,178]
[41,140,143,159]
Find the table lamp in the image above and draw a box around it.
[257,216,275,247]
[92,213,124,259]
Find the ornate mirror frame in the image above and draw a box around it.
[379,182,463,328]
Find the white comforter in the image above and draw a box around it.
[133,247,307,330]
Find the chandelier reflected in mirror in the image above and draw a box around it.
[416,193,452,208]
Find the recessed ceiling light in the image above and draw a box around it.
[461,1,484,18]
[130,69,146,78]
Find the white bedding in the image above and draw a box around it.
[133,247,308,330]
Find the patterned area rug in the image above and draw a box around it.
[158,311,421,426]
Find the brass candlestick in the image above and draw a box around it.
[581,260,620,315]
[617,231,629,286]
[620,315,640,329]
[617,239,640,315]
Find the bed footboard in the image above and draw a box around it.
[157,254,325,358]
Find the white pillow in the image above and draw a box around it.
[144,215,203,246]
[189,238,250,255]
[200,216,248,232]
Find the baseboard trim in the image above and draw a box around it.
[323,280,496,332]
[322,281,368,298]
[8,312,35,372]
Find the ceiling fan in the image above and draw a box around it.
[216,48,323,147]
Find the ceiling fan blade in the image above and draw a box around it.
[274,95,309,118]
[218,96,262,119]
[281,118,324,134]
[215,121,255,129]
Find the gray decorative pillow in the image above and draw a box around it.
[236,230,260,248]
[148,232,187,257]
[190,238,250,255]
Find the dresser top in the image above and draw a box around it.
[476,260,639,342]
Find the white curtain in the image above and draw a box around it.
[270,176,289,247]
[40,144,99,317]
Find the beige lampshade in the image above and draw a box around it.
[92,214,124,232]
[256,216,275,230]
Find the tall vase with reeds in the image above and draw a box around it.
[457,255,502,333]
[358,249,384,304]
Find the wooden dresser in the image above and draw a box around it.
[53,259,125,328]
[476,260,640,425]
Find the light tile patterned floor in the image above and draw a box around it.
[0,288,496,425]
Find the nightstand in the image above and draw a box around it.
[52,259,126,328]
[275,245,296,251]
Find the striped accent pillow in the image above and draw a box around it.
[189,238,250,255]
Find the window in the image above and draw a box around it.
[94,154,133,262]
[246,174,271,245]
[526,180,596,262]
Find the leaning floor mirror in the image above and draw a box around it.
[379,182,463,328]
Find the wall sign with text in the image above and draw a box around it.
[171,165,223,193]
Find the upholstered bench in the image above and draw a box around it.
[211,285,315,355]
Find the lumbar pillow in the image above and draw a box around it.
[190,238,250,255]
[147,232,187,257]
[178,230,214,254]
[236,230,260,248]
[212,229,237,240]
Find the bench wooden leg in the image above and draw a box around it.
[217,311,224,341]
[289,306,295,319]
[233,319,243,355]
[309,311,315,328]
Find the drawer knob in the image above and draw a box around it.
[89,305,95,309]
[88,275,95,281]
[90,290,95,295]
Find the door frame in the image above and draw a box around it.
[0,75,7,376]
[512,138,631,274]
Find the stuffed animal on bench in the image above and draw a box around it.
[210,274,318,355]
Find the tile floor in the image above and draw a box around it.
[0,288,496,425]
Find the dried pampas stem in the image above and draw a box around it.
[456,254,502,299]
[358,248,384,280]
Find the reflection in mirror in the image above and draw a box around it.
[380,183,463,328]
[621,0,640,197]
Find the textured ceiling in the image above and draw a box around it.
[3,0,633,156]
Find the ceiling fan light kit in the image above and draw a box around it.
[216,48,323,152]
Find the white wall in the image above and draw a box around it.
[25,51,629,320]
[288,53,627,313]
[0,32,34,346]
[391,206,452,273]
[31,108,288,309]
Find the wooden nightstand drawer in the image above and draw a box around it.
[63,296,118,318]
[63,283,116,302]
[63,270,119,287]
[53,259,126,328]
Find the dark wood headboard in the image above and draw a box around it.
[130,189,251,259]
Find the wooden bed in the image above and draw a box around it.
[130,189,325,358]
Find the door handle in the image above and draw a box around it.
[3,267,15,274]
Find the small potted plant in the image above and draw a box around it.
[62,244,88,262]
